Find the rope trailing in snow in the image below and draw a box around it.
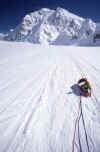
[78,106,82,152]
[72,96,82,152]
[72,95,90,152]
[80,101,90,152]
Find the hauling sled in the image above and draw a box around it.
[77,78,91,97]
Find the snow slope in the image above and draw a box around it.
[0,41,100,152]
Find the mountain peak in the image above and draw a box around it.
[39,8,52,12]
[55,7,84,21]
[4,7,100,45]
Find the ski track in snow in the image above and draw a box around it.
[0,42,100,152]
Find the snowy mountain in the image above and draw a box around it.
[0,33,6,40]
[5,7,100,45]
[0,41,100,152]
[93,23,100,44]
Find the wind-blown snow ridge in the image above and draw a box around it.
[0,41,100,152]
[4,7,100,45]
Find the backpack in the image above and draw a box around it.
[78,78,91,97]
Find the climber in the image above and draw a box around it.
[77,78,91,97]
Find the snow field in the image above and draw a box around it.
[0,41,100,152]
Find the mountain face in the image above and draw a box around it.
[5,7,100,45]
[0,33,6,40]
[93,23,100,43]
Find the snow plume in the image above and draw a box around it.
[4,7,100,45]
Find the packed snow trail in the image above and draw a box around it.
[0,41,100,152]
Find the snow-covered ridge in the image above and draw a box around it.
[0,33,6,40]
[4,7,100,45]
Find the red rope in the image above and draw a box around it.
[72,95,82,152]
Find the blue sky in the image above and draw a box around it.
[0,0,99,33]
